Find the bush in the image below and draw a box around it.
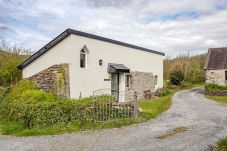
[205,83,227,91]
[169,70,185,85]
[0,60,22,86]
[9,79,38,99]
[0,87,10,101]
[180,82,193,88]
[155,88,171,97]
[0,88,127,128]
[20,90,56,102]
[186,68,204,84]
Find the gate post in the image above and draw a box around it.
[133,91,139,119]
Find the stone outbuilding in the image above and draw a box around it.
[204,47,227,85]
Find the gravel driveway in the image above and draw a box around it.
[0,88,227,151]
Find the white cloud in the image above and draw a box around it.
[1,0,227,56]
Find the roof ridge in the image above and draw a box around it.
[18,28,164,69]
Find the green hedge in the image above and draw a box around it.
[205,83,227,91]
[0,95,127,128]
[0,79,130,129]
[0,89,129,128]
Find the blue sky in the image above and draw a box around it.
[0,0,227,56]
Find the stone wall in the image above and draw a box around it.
[205,69,226,85]
[125,71,155,101]
[205,89,227,96]
[29,64,70,98]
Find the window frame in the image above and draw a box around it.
[80,49,87,68]
[126,74,132,87]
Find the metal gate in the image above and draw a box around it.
[92,89,139,122]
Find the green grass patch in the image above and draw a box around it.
[209,137,227,151]
[139,90,174,121]
[0,118,138,136]
[206,96,227,104]
[156,126,188,139]
[206,83,227,91]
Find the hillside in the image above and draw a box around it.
[0,49,29,86]
[164,53,206,83]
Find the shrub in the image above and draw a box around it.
[20,90,56,102]
[9,79,38,99]
[155,88,171,97]
[180,82,193,88]
[169,70,185,85]
[205,83,227,91]
[0,87,10,101]
[0,92,127,128]
[0,60,22,86]
[186,68,204,84]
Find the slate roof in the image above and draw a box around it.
[204,47,227,70]
[18,28,165,69]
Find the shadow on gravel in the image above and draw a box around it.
[190,88,204,95]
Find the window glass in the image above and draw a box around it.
[225,71,227,80]
[80,49,86,68]
[155,75,158,85]
[126,74,132,87]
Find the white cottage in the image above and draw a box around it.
[18,29,164,101]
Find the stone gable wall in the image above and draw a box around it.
[29,64,70,98]
[205,69,226,85]
[125,71,155,101]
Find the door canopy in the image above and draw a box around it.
[108,63,130,73]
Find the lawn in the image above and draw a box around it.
[206,96,227,104]
[139,90,174,121]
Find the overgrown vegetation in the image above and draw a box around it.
[164,53,206,84]
[0,79,176,136]
[0,41,31,86]
[206,83,227,91]
[209,137,227,151]
[155,88,171,97]
[169,70,185,85]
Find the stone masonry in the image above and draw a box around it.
[205,69,226,85]
[125,71,155,101]
[29,64,70,98]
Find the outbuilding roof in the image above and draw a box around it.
[204,47,227,70]
[18,28,165,69]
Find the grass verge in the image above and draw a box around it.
[206,96,227,104]
[209,137,227,151]
[139,90,175,121]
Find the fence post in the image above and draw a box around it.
[93,100,96,123]
[133,91,139,119]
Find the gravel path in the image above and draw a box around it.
[0,88,227,151]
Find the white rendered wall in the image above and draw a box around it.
[22,34,164,99]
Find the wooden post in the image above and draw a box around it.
[133,91,138,119]
[93,101,96,123]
